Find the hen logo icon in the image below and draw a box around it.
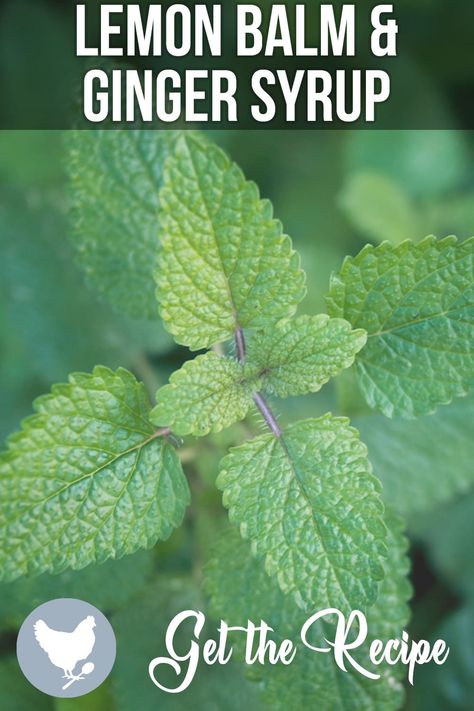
[17,598,116,698]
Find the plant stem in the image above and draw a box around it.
[155,427,171,438]
[235,326,246,362]
[235,327,282,438]
[252,392,282,437]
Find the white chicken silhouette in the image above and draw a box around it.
[33,615,96,679]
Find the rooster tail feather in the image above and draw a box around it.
[33,619,51,652]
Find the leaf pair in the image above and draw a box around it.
[149,134,386,615]
[151,134,366,434]
[150,315,366,437]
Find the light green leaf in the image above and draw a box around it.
[205,510,411,711]
[0,366,189,582]
[156,134,306,349]
[247,314,366,397]
[67,130,179,319]
[327,236,474,417]
[217,415,386,614]
[355,394,474,515]
[340,172,419,245]
[150,352,259,436]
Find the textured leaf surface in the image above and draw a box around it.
[260,511,410,711]
[217,415,386,613]
[67,130,179,318]
[112,578,263,711]
[156,134,306,349]
[247,314,366,397]
[205,511,411,711]
[327,236,474,417]
[150,353,259,436]
[355,394,474,515]
[340,172,419,245]
[0,367,189,582]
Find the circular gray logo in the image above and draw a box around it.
[17,598,116,698]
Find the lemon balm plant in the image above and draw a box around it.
[0,131,473,709]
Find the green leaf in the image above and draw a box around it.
[150,352,259,436]
[247,314,366,398]
[205,510,411,711]
[217,415,386,614]
[340,172,419,245]
[150,315,363,437]
[67,130,179,319]
[355,394,474,515]
[156,134,306,349]
[111,578,264,711]
[327,236,474,417]
[0,366,189,582]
